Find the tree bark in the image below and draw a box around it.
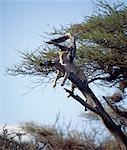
[68,73,127,147]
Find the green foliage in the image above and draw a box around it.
[66,1,127,88]
[7,1,127,89]
[5,1,126,90]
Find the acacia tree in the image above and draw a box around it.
[7,1,127,148]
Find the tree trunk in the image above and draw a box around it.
[54,60,127,147]
[68,72,127,148]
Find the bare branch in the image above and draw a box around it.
[64,88,100,114]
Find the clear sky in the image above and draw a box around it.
[0,0,118,128]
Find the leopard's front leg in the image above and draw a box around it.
[53,70,63,88]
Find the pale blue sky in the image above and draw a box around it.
[0,0,119,128]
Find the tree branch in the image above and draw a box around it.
[103,96,127,119]
[64,88,100,114]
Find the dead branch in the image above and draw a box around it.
[64,88,99,114]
